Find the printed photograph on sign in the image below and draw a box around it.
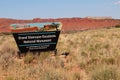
[10,22,62,33]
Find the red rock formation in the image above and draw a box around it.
[32,18,41,22]
[0,18,120,32]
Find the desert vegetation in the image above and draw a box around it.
[0,27,120,80]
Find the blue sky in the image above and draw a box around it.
[0,0,120,19]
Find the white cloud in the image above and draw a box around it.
[114,1,120,5]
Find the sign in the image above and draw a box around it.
[11,22,62,53]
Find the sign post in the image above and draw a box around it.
[10,22,62,57]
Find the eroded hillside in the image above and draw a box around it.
[0,18,120,32]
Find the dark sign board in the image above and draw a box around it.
[13,31,60,53]
[10,22,62,53]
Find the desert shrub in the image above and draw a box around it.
[103,44,110,49]
[78,62,86,69]
[6,77,14,80]
[91,68,119,80]
[102,57,115,65]
[73,72,81,80]
[115,25,120,28]
[25,66,37,79]
[81,51,88,57]
[0,52,14,70]
[38,52,50,62]
[39,70,65,80]
[0,36,5,44]
[0,41,17,56]
[47,57,65,68]
[23,53,34,64]
[1,32,12,35]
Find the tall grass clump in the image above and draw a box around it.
[23,53,34,64]
[0,34,17,56]
[91,67,120,80]
[0,52,14,70]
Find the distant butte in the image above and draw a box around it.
[0,17,120,32]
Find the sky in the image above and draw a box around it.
[0,0,120,19]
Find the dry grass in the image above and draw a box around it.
[0,27,120,80]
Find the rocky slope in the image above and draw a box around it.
[0,18,120,32]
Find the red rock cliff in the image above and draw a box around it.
[0,18,120,32]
